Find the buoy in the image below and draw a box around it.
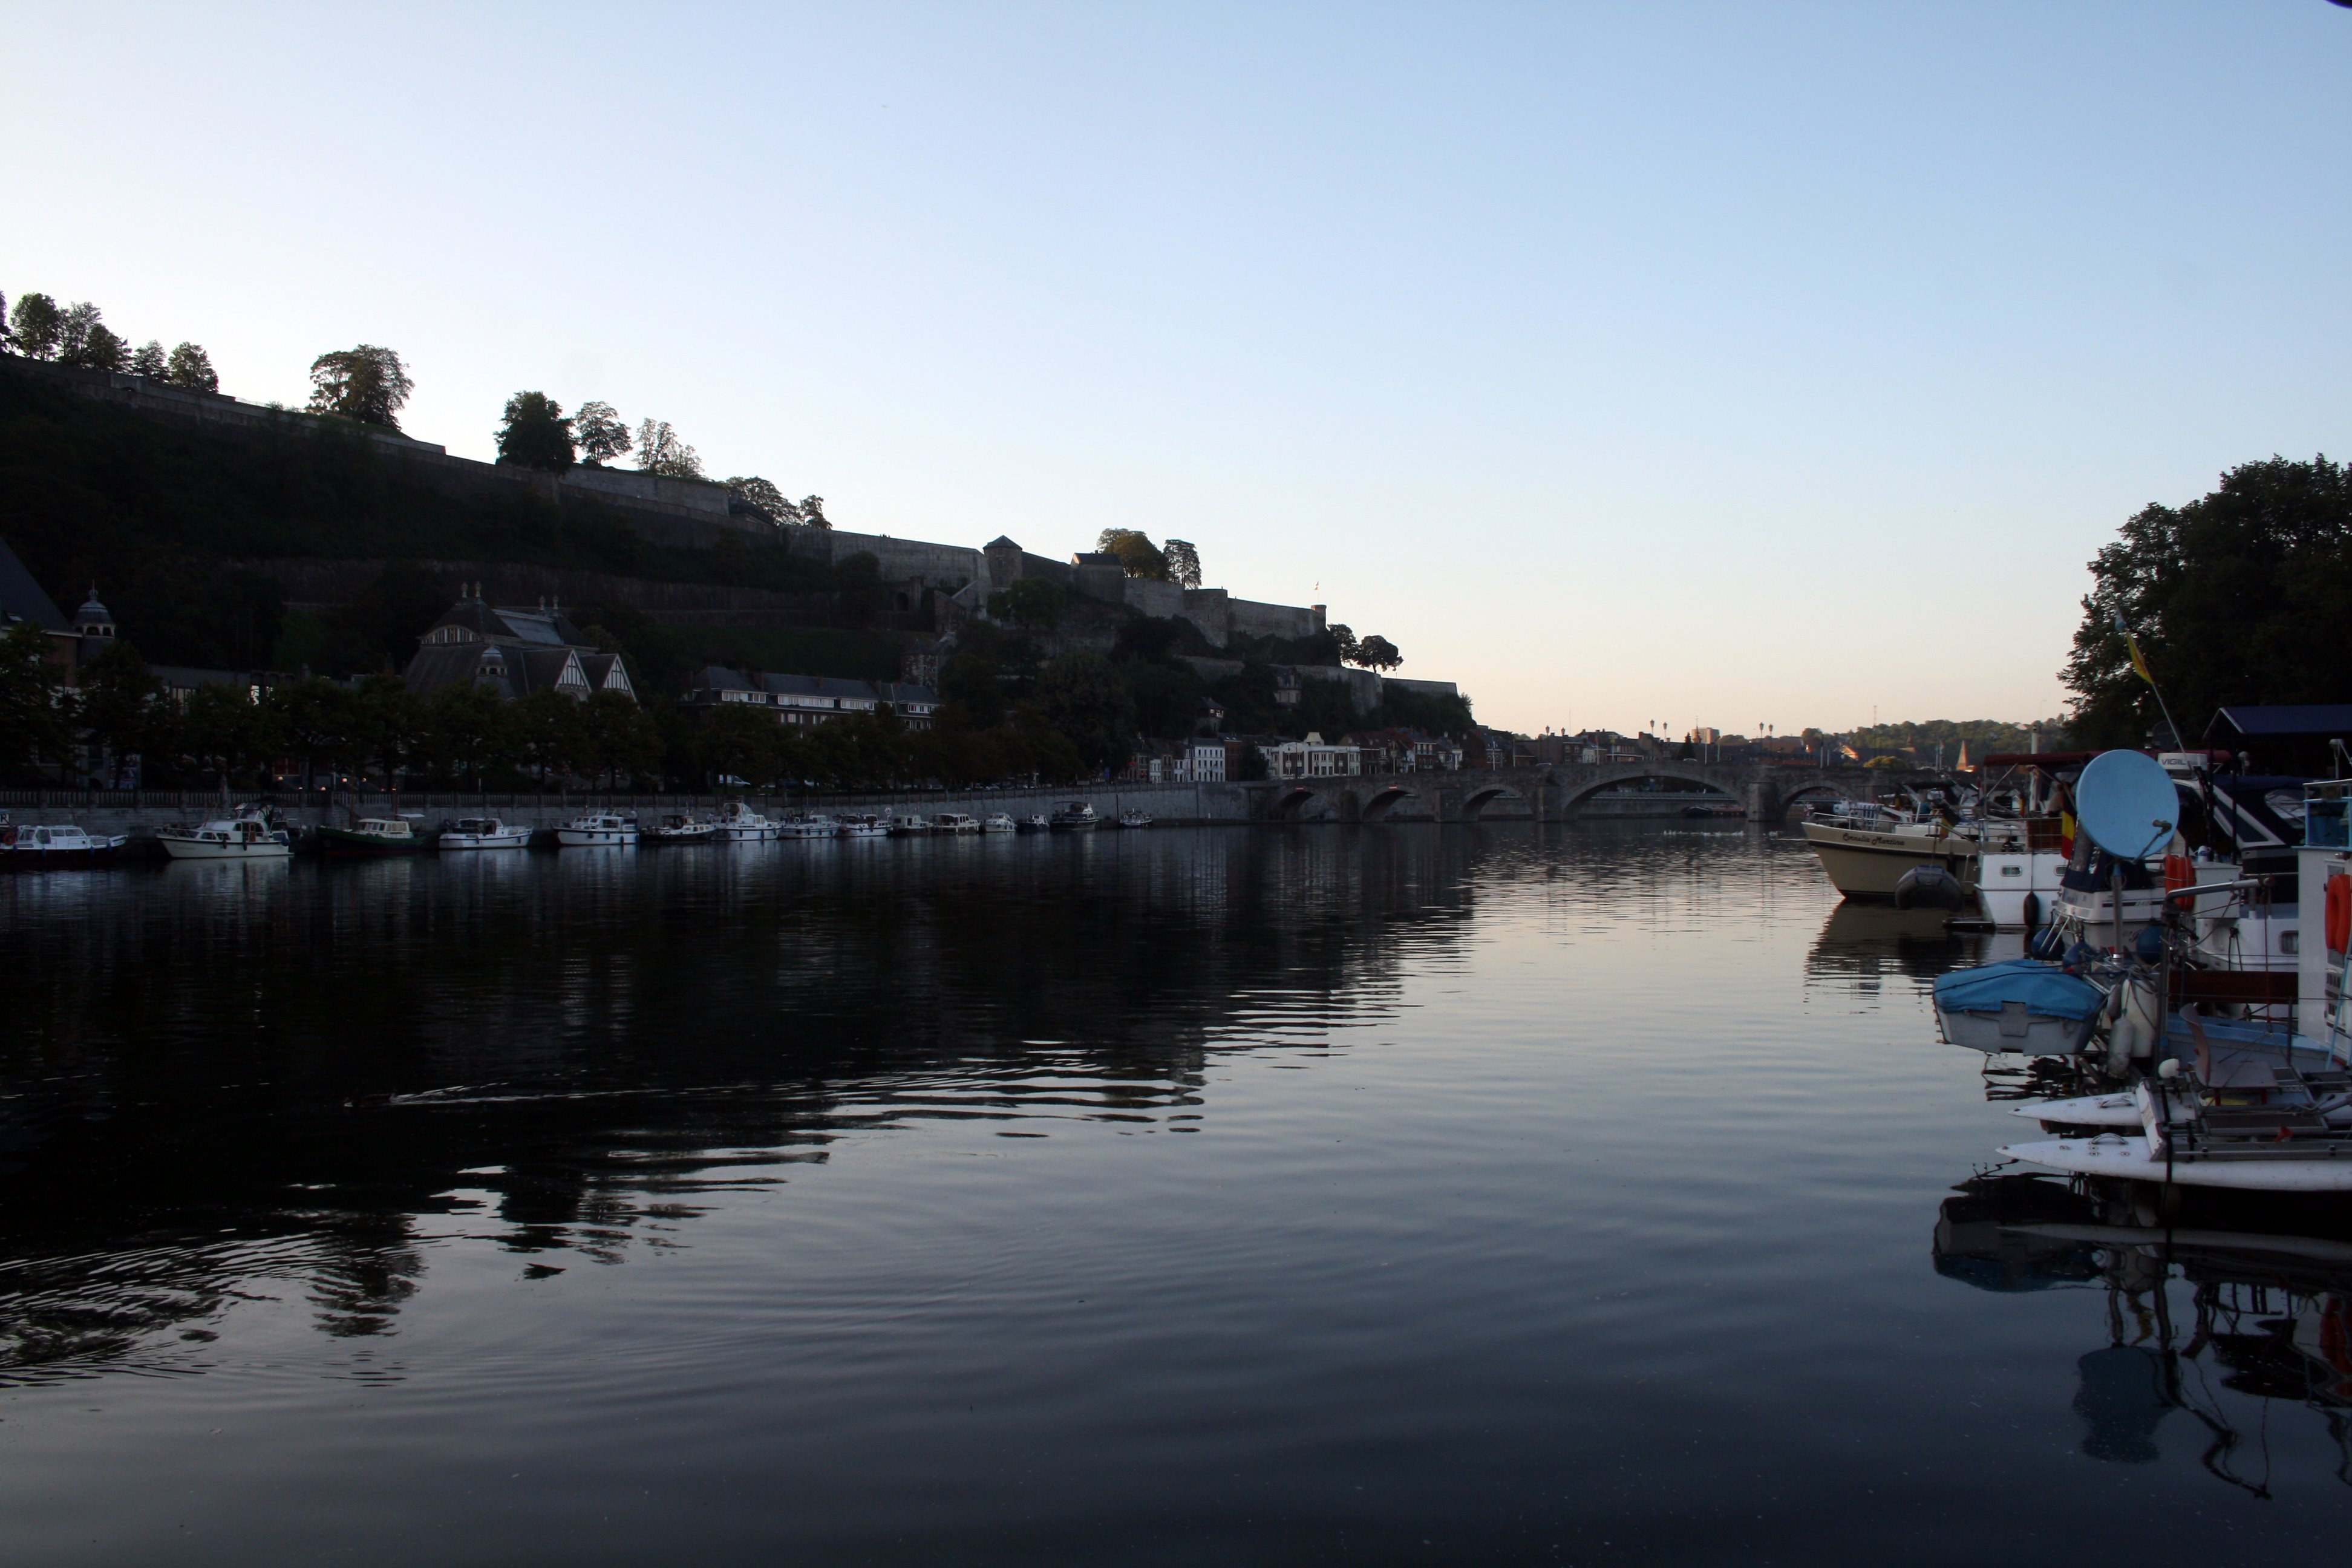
[2021,891,2041,935]
[2164,853,2193,901]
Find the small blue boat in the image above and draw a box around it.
[1933,958,2104,1055]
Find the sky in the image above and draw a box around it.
[6,2,2348,736]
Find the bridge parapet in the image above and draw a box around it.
[1244,761,1885,824]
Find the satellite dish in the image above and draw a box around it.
[2076,749,2178,861]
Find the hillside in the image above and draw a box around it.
[0,357,898,684]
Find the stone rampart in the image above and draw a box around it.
[1228,598,1324,642]
[791,526,982,591]
[241,559,842,629]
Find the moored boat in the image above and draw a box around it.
[777,813,838,839]
[1016,814,1051,832]
[835,814,889,839]
[644,811,717,844]
[556,813,638,847]
[933,812,981,834]
[438,817,532,850]
[710,800,780,842]
[1117,809,1153,829]
[981,813,1017,834]
[316,816,424,857]
[1049,802,1098,831]
[887,811,933,836]
[156,804,291,860]
[0,820,128,869]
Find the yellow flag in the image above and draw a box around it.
[2114,613,2154,685]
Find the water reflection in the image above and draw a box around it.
[1935,1174,2352,1492]
[0,829,1496,1378]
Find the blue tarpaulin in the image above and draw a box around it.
[1933,959,2104,1021]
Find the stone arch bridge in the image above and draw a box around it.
[1244,760,1889,824]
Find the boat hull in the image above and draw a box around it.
[439,834,532,850]
[555,828,638,846]
[2001,1134,2352,1192]
[0,846,120,869]
[1800,821,1977,900]
[315,829,422,856]
[156,837,290,860]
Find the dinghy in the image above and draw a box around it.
[1932,959,2104,1054]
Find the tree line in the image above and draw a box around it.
[6,290,218,390]
[2063,454,2350,765]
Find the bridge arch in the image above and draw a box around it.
[1360,783,1423,822]
[1269,784,1331,822]
[1461,783,1532,821]
[1559,768,1742,816]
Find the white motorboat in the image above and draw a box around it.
[981,813,1017,834]
[1016,814,1051,833]
[886,812,933,836]
[0,820,127,868]
[557,813,638,847]
[1799,798,1993,900]
[156,804,291,860]
[835,814,889,839]
[644,811,717,844]
[437,817,532,850]
[777,814,838,839]
[1049,802,1098,831]
[932,812,981,834]
[1118,809,1153,829]
[709,800,780,841]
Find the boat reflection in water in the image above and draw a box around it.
[1935,1173,2352,1492]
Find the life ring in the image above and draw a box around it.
[2327,873,2352,957]
[2164,853,2195,907]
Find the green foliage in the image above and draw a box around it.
[423,682,517,786]
[574,401,630,466]
[2064,455,2352,750]
[165,342,218,393]
[495,391,575,473]
[307,345,412,428]
[987,576,1067,630]
[129,340,167,379]
[1163,538,1201,589]
[1036,652,1135,769]
[1350,634,1402,671]
[1376,683,1472,736]
[633,420,701,479]
[1096,528,1169,580]
[8,293,62,360]
[0,622,68,779]
[1847,718,2066,756]
[57,303,128,371]
[695,702,791,788]
[724,476,798,522]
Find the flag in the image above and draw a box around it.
[2113,610,2154,685]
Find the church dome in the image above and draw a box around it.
[75,588,114,636]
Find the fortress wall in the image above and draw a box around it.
[562,467,733,516]
[1295,664,1383,716]
[805,527,982,590]
[1181,589,1231,646]
[1383,677,1459,700]
[1227,598,1324,642]
[1121,579,1187,621]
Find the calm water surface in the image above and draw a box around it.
[2,825,2347,1563]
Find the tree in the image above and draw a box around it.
[1096,528,1169,580]
[515,688,587,787]
[8,293,63,359]
[129,339,168,379]
[1326,623,1360,664]
[799,495,829,529]
[696,702,786,788]
[986,577,1068,631]
[578,689,658,789]
[350,674,427,790]
[725,476,800,523]
[426,682,518,788]
[633,420,702,478]
[1036,652,1136,769]
[59,304,128,371]
[1349,634,1402,671]
[165,342,219,392]
[1163,538,1203,589]
[0,622,69,780]
[2063,455,2352,750]
[307,345,413,428]
[266,678,364,788]
[177,681,279,787]
[73,641,167,784]
[574,400,631,466]
[495,391,575,472]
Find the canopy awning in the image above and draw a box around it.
[2209,704,2352,740]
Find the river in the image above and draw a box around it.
[2,825,2345,1562]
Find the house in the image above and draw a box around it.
[0,534,81,684]
[1259,731,1362,780]
[682,666,938,730]
[402,589,636,703]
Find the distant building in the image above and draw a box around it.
[402,590,636,703]
[1260,731,1362,780]
[682,666,937,730]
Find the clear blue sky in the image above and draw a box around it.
[8,2,2348,735]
